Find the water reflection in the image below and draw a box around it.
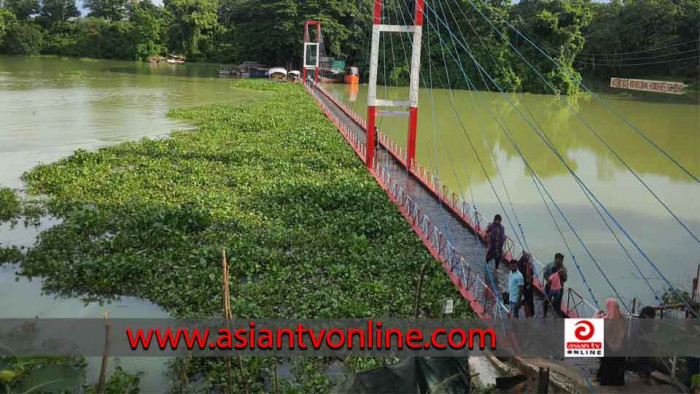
[0,55,259,189]
[326,83,699,307]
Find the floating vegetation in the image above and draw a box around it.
[0,357,84,393]
[16,80,474,390]
[0,187,21,223]
[0,245,23,265]
[0,187,45,228]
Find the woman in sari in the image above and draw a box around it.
[595,298,627,386]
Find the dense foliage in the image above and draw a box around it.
[510,0,592,94]
[9,80,474,390]
[580,0,700,79]
[1,0,696,92]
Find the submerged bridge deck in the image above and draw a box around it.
[306,82,583,319]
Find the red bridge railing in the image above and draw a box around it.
[307,83,598,320]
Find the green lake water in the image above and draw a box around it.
[324,82,699,310]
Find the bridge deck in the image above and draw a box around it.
[310,83,554,319]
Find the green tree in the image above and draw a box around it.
[164,0,219,58]
[208,25,236,63]
[581,0,700,79]
[131,0,167,60]
[83,0,129,21]
[4,20,42,53]
[229,0,369,68]
[0,9,17,47]
[230,0,298,65]
[74,18,134,58]
[41,0,79,23]
[423,0,521,91]
[4,0,40,19]
[511,0,592,94]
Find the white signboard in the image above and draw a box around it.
[443,299,454,315]
[610,77,684,95]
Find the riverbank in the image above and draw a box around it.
[7,79,473,391]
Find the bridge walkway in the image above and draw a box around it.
[308,83,560,319]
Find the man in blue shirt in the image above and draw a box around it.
[508,261,524,318]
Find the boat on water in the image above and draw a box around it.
[344,66,359,85]
[220,61,267,77]
[268,67,287,82]
[166,55,185,64]
[219,65,240,76]
[320,70,345,83]
[319,58,346,83]
[288,70,302,82]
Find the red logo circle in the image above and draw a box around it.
[574,320,595,341]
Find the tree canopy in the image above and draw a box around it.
[0,0,698,93]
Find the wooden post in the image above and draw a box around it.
[414,263,429,318]
[223,249,233,394]
[222,249,248,394]
[537,367,550,393]
[97,311,112,394]
[180,352,191,386]
[693,264,699,302]
[273,358,280,394]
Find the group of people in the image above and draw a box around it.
[484,214,700,388]
[593,298,664,386]
[485,214,567,319]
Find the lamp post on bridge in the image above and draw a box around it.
[366,0,425,169]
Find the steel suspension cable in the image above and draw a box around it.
[463,0,699,245]
[431,5,601,312]
[428,2,699,316]
[471,0,699,184]
[426,2,526,316]
[459,0,695,313]
[425,2,622,311]
[448,0,665,305]
[395,0,480,217]
[396,0,507,318]
[435,0,530,253]
[394,0,476,207]
[429,0,570,318]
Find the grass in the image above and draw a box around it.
[14,79,474,391]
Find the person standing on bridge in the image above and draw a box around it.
[374,126,380,162]
[485,214,506,270]
[543,253,567,318]
[517,252,535,318]
[595,298,627,386]
[546,270,564,318]
[508,261,525,318]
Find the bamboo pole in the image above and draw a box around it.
[180,352,190,387]
[414,263,429,318]
[97,311,112,394]
[223,248,248,394]
[223,249,234,394]
[273,357,280,394]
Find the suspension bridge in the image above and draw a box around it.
[299,0,699,322]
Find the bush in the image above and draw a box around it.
[3,21,43,54]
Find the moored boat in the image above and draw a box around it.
[344,66,359,85]
[288,70,301,82]
[166,55,185,64]
[268,67,288,82]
